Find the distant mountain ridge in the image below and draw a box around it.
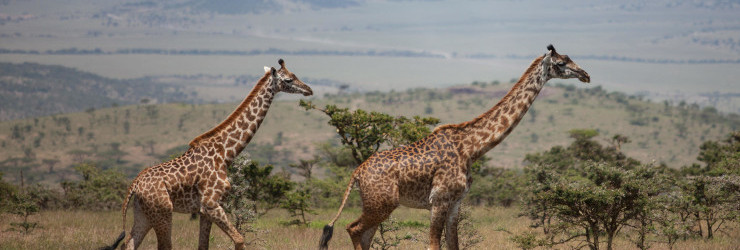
[0,62,190,121]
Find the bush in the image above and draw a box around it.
[223,155,294,217]
[466,157,524,207]
[0,172,17,212]
[522,162,668,250]
[280,187,316,226]
[61,163,128,210]
[6,191,40,234]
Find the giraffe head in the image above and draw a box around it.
[542,44,590,83]
[264,59,314,96]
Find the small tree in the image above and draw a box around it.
[61,163,128,210]
[280,188,315,226]
[371,217,413,250]
[681,175,739,239]
[5,171,40,234]
[520,131,664,250]
[536,163,654,250]
[225,155,293,217]
[305,143,359,209]
[42,158,60,173]
[7,191,40,234]
[299,100,439,165]
[651,190,696,250]
[0,172,17,212]
[466,156,523,207]
[289,157,320,181]
[680,131,740,239]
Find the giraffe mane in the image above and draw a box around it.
[433,56,544,133]
[188,71,272,147]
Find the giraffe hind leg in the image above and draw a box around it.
[124,199,152,250]
[346,204,396,250]
[360,225,379,250]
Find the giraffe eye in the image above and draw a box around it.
[556,62,566,66]
[285,78,294,83]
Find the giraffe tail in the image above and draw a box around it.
[105,177,137,249]
[121,178,137,232]
[319,173,356,250]
[98,232,125,250]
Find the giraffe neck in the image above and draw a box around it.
[189,71,278,165]
[449,56,550,160]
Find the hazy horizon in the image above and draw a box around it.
[2,0,739,112]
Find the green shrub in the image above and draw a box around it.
[61,163,128,210]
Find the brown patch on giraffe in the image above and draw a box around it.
[225,138,237,149]
[258,108,268,118]
[245,111,256,123]
[500,116,510,127]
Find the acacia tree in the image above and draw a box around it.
[532,163,661,250]
[680,131,740,239]
[223,155,294,218]
[650,189,697,250]
[280,188,315,226]
[299,100,439,165]
[520,130,666,250]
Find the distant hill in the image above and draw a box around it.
[0,63,191,121]
[1,78,738,186]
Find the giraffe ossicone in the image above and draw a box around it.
[319,45,590,250]
[102,59,312,250]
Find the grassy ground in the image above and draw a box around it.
[0,206,738,249]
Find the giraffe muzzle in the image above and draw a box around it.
[578,70,590,83]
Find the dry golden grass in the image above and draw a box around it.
[1,206,738,249]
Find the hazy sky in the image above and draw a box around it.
[1,0,739,106]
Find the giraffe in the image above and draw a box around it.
[318,45,590,250]
[103,59,313,250]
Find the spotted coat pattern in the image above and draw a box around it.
[320,45,590,250]
[115,59,312,250]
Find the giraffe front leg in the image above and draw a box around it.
[429,204,449,250]
[198,213,212,250]
[202,204,244,250]
[150,210,173,250]
[444,201,462,250]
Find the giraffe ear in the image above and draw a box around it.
[543,51,553,65]
[264,66,270,73]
